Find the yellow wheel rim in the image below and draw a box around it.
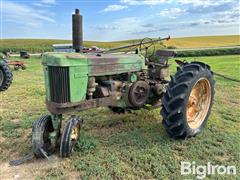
[187,78,211,129]
[70,124,80,141]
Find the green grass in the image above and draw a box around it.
[0,55,239,179]
[1,35,239,53]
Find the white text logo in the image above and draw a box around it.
[181,161,237,179]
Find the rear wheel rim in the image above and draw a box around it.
[0,69,4,86]
[187,78,211,129]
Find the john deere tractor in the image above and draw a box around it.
[0,53,13,91]
[32,9,215,158]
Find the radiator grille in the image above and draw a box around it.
[48,66,70,103]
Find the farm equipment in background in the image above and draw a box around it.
[1,52,27,70]
[7,60,26,70]
[0,55,13,91]
[20,51,30,59]
[0,52,26,91]
[31,9,215,159]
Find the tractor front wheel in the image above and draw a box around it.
[59,116,82,157]
[32,115,57,158]
[161,61,214,138]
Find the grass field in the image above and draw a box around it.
[0,55,239,179]
[164,35,240,48]
[1,35,239,53]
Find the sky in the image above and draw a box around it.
[1,0,239,41]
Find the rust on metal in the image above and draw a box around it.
[7,60,26,70]
[46,96,118,114]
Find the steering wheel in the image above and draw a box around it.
[140,37,154,51]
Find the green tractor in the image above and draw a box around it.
[32,9,215,158]
[0,53,13,91]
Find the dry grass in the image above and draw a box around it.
[164,35,240,48]
[1,35,239,53]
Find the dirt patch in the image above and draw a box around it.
[0,136,6,143]
[1,156,60,179]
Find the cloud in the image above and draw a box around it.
[93,16,172,37]
[128,13,239,36]
[185,1,237,14]
[221,7,240,21]
[94,17,141,31]
[127,20,199,35]
[158,8,186,18]
[90,17,143,40]
[94,25,120,30]
[129,27,172,35]
[41,0,56,4]
[200,7,240,26]
[141,23,155,28]
[33,0,56,8]
[157,0,238,20]
[2,1,56,28]
[101,5,128,12]
[33,3,50,7]
[120,0,168,5]
[177,0,233,7]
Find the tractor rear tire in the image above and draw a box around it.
[0,60,13,91]
[59,116,82,157]
[161,61,214,138]
[32,115,56,158]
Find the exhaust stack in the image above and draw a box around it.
[72,9,83,52]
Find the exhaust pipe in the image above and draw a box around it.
[72,9,83,52]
